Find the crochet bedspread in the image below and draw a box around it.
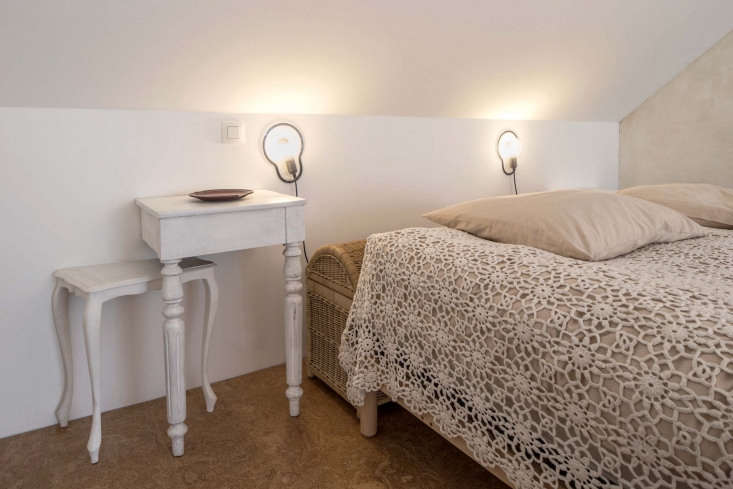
[339,226,733,489]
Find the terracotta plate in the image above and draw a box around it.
[189,189,254,202]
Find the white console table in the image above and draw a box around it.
[135,189,305,456]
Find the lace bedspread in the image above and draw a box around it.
[339,227,733,489]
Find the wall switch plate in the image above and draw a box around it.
[221,120,243,143]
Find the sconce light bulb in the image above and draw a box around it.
[498,132,520,160]
[285,157,298,177]
[497,130,520,177]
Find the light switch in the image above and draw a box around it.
[227,125,239,139]
[221,120,243,143]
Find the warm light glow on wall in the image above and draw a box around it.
[485,100,543,120]
[236,76,332,115]
[474,88,551,120]
[247,90,327,114]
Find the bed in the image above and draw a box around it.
[339,226,733,489]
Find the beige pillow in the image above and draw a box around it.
[618,183,733,229]
[423,189,704,261]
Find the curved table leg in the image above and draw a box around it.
[201,273,218,413]
[283,243,304,416]
[81,298,103,463]
[52,283,73,428]
[161,259,187,456]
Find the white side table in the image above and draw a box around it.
[135,189,306,457]
[52,257,218,463]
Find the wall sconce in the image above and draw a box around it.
[497,130,520,194]
[262,122,309,262]
[262,122,304,184]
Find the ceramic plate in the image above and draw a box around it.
[189,189,254,202]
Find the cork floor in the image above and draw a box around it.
[0,364,509,489]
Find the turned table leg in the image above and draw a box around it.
[283,243,303,416]
[161,259,187,456]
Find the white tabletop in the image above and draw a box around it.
[135,189,305,218]
[54,258,214,293]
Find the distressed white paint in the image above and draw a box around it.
[136,191,305,453]
[0,1,730,120]
[137,190,306,260]
[52,258,219,462]
[283,243,304,417]
[161,259,186,456]
[0,108,617,439]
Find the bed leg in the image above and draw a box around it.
[360,391,378,437]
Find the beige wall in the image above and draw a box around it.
[619,30,733,188]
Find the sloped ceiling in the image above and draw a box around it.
[1,0,731,121]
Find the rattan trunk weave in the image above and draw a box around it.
[306,239,389,407]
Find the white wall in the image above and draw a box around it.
[0,108,618,438]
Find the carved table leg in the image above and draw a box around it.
[283,243,304,416]
[52,283,73,428]
[161,259,187,456]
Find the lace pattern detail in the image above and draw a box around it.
[339,227,733,489]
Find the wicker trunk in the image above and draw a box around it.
[306,240,389,407]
